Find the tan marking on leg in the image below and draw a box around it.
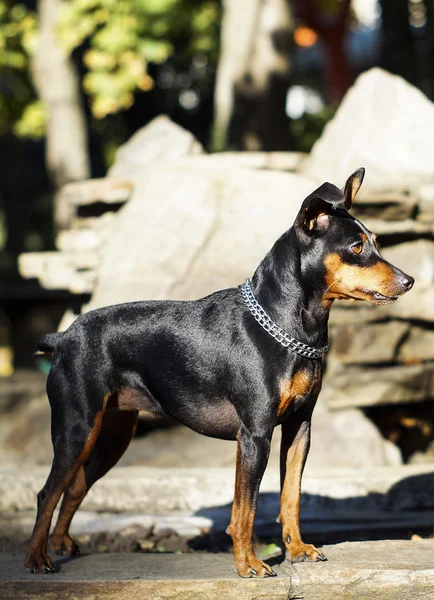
[25,395,110,572]
[50,408,138,556]
[280,422,325,563]
[228,441,275,578]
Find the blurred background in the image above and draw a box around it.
[3,0,434,557]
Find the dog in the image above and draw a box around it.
[25,168,414,577]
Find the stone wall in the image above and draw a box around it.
[17,72,434,464]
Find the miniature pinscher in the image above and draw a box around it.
[25,168,414,577]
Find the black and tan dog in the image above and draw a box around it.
[26,168,414,577]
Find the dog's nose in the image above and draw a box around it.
[400,274,414,291]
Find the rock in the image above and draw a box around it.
[382,240,434,284]
[19,251,98,294]
[5,462,434,514]
[87,162,317,309]
[178,151,307,172]
[352,190,417,221]
[329,321,409,365]
[303,68,434,190]
[326,362,434,410]
[417,183,434,223]
[361,217,432,237]
[58,178,133,208]
[294,540,434,600]
[397,326,434,362]
[312,386,402,467]
[108,115,204,178]
[388,283,434,321]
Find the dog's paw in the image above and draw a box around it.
[50,533,80,556]
[235,555,277,578]
[285,539,327,563]
[25,552,56,574]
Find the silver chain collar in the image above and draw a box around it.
[239,278,329,359]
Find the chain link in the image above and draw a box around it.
[239,278,329,359]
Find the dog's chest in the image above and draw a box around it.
[277,363,322,419]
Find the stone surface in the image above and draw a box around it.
[327,362,434,409]
[304,68,434,190]
[19,251,97,294]
[58,178,133,207]
[397,325,434,362]
[329,320,409,365]
[387,283,434,321]
[352,190,417,221]
[87,162,316,309]
[382,240,434,284]
[2,541,434,600]
[311,388,402,467]
[108,115,204,178]
[176,151,307,172]
[4,463,434,514]
[417,183,434,223]
[361,217,433,237]
[381,239,434,286]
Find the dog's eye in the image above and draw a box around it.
[351,242,363,255]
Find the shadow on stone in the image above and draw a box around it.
[192,470,434,552]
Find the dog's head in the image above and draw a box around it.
[294,168,414,305]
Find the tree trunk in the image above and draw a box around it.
[31,0,90,229]
[379,0,417,88]
[212,0,294,151]
[297,0,351,104]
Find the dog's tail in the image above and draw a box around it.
[37,332,63,354]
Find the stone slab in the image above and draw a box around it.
[304,67,434,191]
[326,362,434,409]
[352,191,417,220]
[2,464,434,514]
[58,178,133,207]
[87,163,316,310]
[2,540,434,599]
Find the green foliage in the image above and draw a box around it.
[0,1,38,136]
[0,0,220,135]
[13,100,46,139]
[57,0,220,118]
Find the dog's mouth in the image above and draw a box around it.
[366,290,399,305]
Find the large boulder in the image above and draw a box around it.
[303,68,434,190]
[87,162,316,308]
[108,115,204,178]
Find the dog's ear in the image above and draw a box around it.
[342,167,365,209]
[299,196,332,233]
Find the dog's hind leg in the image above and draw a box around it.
[50,410,138,556]
[24,382,109,573]
[227,425,276,578]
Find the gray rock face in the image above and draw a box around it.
[88,163,316,308]
[417,183,434,222]
[352,190,417,220]
[304,68,434,190]
[108,115,204,178]
[3,542,434,600]
[382,240,434,284]
[329,321,409,365]
[327,363,434,410]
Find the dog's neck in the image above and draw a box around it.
[251,228,331,351]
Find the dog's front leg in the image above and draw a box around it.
[280,417,327,562]
[227,428,276,578]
